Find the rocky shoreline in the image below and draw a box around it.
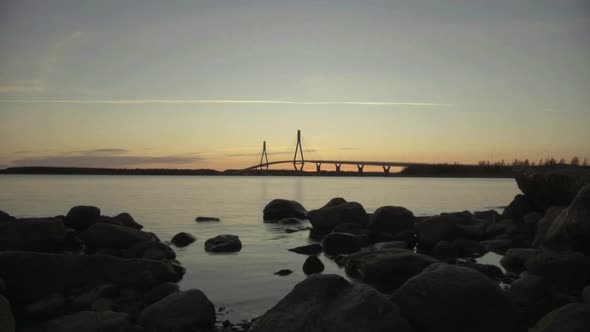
[1,167,590,331]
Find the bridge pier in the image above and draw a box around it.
[335,164,341,173]
[316,163,321,173]
[383,166,391,175]
[357,164,364,174]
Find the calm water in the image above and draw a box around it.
[0,175,519,320]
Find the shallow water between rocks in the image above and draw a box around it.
[0,175,518,321]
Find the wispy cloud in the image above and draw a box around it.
[11,154,204,168]
[0,81,46,93]
[67,148,128,156]
[0,99,451,106]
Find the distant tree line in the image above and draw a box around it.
[477,156,588,167]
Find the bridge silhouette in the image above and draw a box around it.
[242,130,456,175]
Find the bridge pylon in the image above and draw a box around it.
[259,141,269,171]
[293,129,304,171]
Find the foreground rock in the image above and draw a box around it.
[0,210,15,222]
[369,206,414,236]
[45,310,134,332]
[80,223,155,253]
[0,295,15,332]
[303,256,324,275]
[345,248,438,292]
[204,235,242,253]
[138,289,216,331]
[64,206,101,230]
[391,263,523,332]
[532,303,590,332]
[0,252,182,306]
[249,274,411,332]
[263,199,307,222]
[535,184,590,254]
[414,211,476,251]
[0,218,73,252]
[288,244,322,255]
[170,232,196,247]
[308,200,369,234]
[321,233,361,256]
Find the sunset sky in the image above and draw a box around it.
[1,0,589,170]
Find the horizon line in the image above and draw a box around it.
[0,99,451,106]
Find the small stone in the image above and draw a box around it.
[303,256,324,275]
[288,244,322,255]
[171,232,196,247]
[196,216,221,222]
[274,269,293,276]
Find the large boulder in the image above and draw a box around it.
[0,210,14,223]
[64,206,101,230]
[524,250,590,292]
[138,289,215,331]
[414,212,474,251]
[80,223,154,252]
[263,199,307,221]
[345,249,438,293]
[0,218,69,252]
[533,207,565,247]
[0,295,15,332]
[204,234,242,253]
[249,274,411,332]
[112,212,143,229]
[121,241,176,260]
[532,303,590,332]
[170,232,196,247]
[391,263,523,332]
[141,282,179,307]
[0,252,182,306]
[535,184,590,254]
[321,233,361,256]
[502,194,533,221]
[308,201,369,234]
[501,248,538,274]
[515,167,590,211]
[369,206,414,236]
[45,311,133,332]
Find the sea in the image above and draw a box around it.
[0,175,520,321]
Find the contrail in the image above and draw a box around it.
[0,99,451,106]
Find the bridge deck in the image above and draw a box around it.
[242,159,471,170]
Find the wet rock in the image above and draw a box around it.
[142,282,179,307]
[288,244,322,255]
[392,263,523,332]
[459,262,504,280]
[414,211,474,251]
[45,310,133,332]
[502,194,533,221]
[278,217,303,225]
[205,235,242,253]
[263,199,307,222]
[481,239,514,254]
[195,216,221,222]
[138,289,216,331]
[0,210,14,222]
[515,167,590,210]
[285,228,300,233]
[501,248,538,274]
[112,212,143,229]
[0,294,15,332]
[24,293,66,320]
[249,274,411,332]
[535,184,590,254]
[80,223,154,253]
[0,252,182,305]
[303,256,324,275]
[0,218,69,252]
[274,269,293,276]
[369,206,414,236]
[321,233,361,256]
[64,206,101,231]
[532,303,590,332]
[308,201,369,234]
[369,241,409,251]
[345,249,438,293]
[170,232,196,247]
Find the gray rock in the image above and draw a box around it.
[502,194,533,221]
[0,218,69,252]
[170,232,196,247]
[64,206,101,231]
[142,282,179,307]
[204,234,242,253]
[0,252,182,305]
[138,289,216,331]
[473,210,501,223]
[509,274,548,305]
[24,293,66,320]
[414,211,473,251]
[525,250,590,291]
[501,248,538,274]
[321,232,361,256]
[533,206,565,247]
[80,223,155,252]
[0,210,15,222]
[0,295,15,332]
[303,256,324,275]
[249,274,411,332]
[112,212,143,229]
[45,311,133,332]
[288,244,322,255]
[308,201,369,234]
[345,249,438,293]
[121,241,176,260]
[263,199,307,222]
[195,216,220,222]
[536,184,590,254]
[369,206,414,236]
[368,241,409,251]
[532,303,590,332]
[70,284,120,310]
[392,263,523,332]
[321,197,348,208]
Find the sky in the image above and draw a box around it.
[0,0,589,170]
